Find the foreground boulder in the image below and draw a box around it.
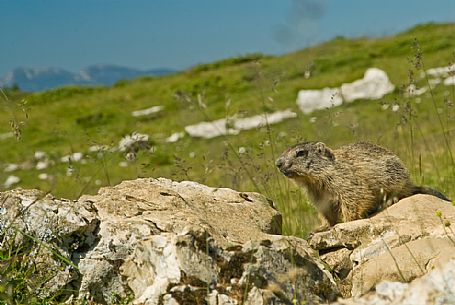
[333,258,455,305]
[0,178,338,304]
[3,179,452,304]
[308,194,455,299]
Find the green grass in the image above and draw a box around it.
[1,22,455,237]
[0,227,72,304]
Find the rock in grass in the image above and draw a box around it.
[3,175,20,188]
[296,87,342,114]
[296,68,395,114]
[184,109,297,139]
[341,68,395,103]
[426,64,455,78]
[131,105,163,117]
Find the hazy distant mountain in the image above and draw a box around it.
[0,65,175,92]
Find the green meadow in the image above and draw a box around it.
[1,23,454,236]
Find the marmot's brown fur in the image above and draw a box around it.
[276,141,450,227]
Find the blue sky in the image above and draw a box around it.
[0,0,453,76]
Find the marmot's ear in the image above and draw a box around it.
[315,142,335,161]
[315,142,326,154]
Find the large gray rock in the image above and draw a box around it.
[0,178,338,304]
[308,194,455,298]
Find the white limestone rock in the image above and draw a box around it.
[309,194,455,299]
[4,163,19,172]
[36,160,49,170]
[34,151,47,160]
[0,132,14,141]
[0,178,340,304]
[131,106,163,117]
[444,76,455,85]
[426,64,455,78]
[428,78,442,87]
[296,87,342,114]
[184,118,238,139]
[60,152,84,163]
[234,109,297,130]
[89,145,110,152]
[185,109,297,139]
[0,189,98,299]
[341,68,395,102]
[405,84,428,97]
[165,132,185,143]
[334,259,455,305]
[118,132,151,153]
[4,175,20,188]
[38,173,49,180]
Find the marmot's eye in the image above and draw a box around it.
[296,150,308,158]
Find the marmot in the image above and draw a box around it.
[276,141,450,227]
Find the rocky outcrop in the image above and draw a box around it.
[0,178,337,304]
[308,194,455,299]
[1,179,453,304]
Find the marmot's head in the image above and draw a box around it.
[275,141,335,179]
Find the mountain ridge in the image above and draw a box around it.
[0,64,175,92]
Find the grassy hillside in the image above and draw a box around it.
[1,23,454,236]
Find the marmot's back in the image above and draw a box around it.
[276,141,449,227]
[334,142,411,194]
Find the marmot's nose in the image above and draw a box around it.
[275,157,284,168]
